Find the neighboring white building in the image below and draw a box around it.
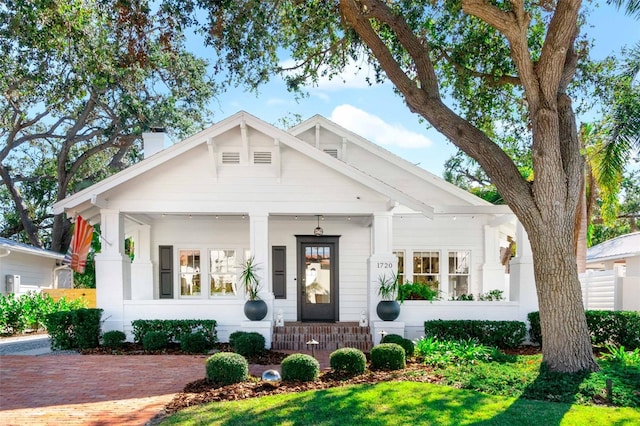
[582,232,640,311]
[52,111,538,344]
[0,237,68,296]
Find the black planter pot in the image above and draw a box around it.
[376,300,400,321]
[244,299,268,321]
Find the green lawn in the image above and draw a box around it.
[160,381,640,426]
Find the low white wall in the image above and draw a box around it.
[397,301,524,341]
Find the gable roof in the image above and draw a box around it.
[53,111,436,217]
[289,115,493,207]
[586,232,640,264]
[0,237,64,260]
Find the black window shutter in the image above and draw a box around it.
[272,246,286,299]
[159,245,173,299]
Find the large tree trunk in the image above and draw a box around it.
[526,213,598,372]
[0,163,43,247]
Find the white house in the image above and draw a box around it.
[0,237,69,296]
[581,232,640,311]
[52,111,538,346]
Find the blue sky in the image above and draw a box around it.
[199,5,639,177]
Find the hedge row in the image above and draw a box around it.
[0,292,86,335]
[528,310,640,349]
[424,319,526,349]
[45,308,103,350]
[130,319,217,344]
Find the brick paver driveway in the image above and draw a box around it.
[0,355,205,425]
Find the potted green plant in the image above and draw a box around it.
[376,272,400,321]
[239,256,268,321]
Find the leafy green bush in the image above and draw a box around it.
[45,308,102,350]
[143,331,170,351]
[414,336,498,367]
[381,334,415,357]
[206,352,249,385]
[370,343,406,370]
[478,289,504,301]
[131,319,217,345]
[233,332,265,357]
[329,348,367,375]
[528,310,640,349]
[600,344,640,366]
[0,292,85,335]
[397,282,440,302]
[180,332,212,354]
[102,330,127,349]
[424,319,526,349]
[281,353,320,382]
[228,331,246,349]
[72,308,102,349]
[45,311,75,350]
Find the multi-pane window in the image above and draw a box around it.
[413,251,439,290]
[179,250,201,296]
[448,250,470,298]
[210,250,237,296]
[393,251,405,284]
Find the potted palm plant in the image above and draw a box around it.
[376,272,400,321]
[239,256,268,321]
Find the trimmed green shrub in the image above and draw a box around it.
[281,353,320,382]
[229,330,247,349]
[424,319,526,349]
[233,332,265,357]
[181,332,212,354]
[397,282,441,302]
[370,343,406,370]
[45,311,75,350]
[143,331,170,351]
[71,308,102,349]
[102,330,127,349]
[381,334,415,357]
[131,319,217,345]
[528,310,640,349]
[44,307,102,350]
[329,348,366,375]
[206,352,249,385]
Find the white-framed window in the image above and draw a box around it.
[448,250,470,298]
[412,250,440,290]
[210,249,237,296]
[393,250,405,284]
[179,249,201,296]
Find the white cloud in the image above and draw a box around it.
[330,105,433,149]
[279,58,380,92]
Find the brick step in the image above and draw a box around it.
[272,322,373,352]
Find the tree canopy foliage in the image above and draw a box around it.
[0,0,217,251]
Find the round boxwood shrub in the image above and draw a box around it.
[233,332,265,357]
[102,330,126,349]
[180,332,211,354]
[206,352,249,385]
[381,334,415,358]
[329,347,366,376]
[281,353,320,382]
[228,330,247,349]
[371,343,406,371]
[142,331,170,352]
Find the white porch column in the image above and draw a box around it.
[509,221,538,322]
[481,225,507,295]
[95,209,130,332]
[369,212,403,336]
[249,212,273,324]
[131,224,153,300]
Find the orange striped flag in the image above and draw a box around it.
[62,216,94,273]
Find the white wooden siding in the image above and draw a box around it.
[0,252,58,295]
[579,269,621,310]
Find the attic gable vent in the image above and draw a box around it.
[323,148,338,158]
[221,152,240,164]
[253,151,272,164]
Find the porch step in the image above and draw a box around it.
[272,322,373,352]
